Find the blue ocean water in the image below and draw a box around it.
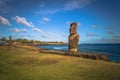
[37,44,120,63]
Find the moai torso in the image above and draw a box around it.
[68,23,79,52]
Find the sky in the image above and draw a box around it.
[0,0,120,43]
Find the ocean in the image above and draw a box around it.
[37,44,120,63]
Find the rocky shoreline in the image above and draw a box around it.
[38,48,108,61]
[13,44,108,61]
[13,44,108,62]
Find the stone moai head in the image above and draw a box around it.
[70,22,77,35]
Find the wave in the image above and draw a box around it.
[53,47,68,50]
[53,47,63,49]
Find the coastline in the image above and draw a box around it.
[37,44,120,63]
[0,44,120,80]
[14,44,110,62]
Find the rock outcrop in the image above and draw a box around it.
[39,49,108,61]
[68,22,79,52]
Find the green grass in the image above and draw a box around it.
[0,46,120,80]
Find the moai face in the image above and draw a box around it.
[70,23,77,35]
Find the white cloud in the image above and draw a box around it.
[13,16,35,27]
[43,17,50,21]
[29,22,35,27]
[32,27,42,32]
[36,9,59,14]
[36,0,94,15]
[11,28,21,32]
[64,0,92,10]
[10,28,28,33]
[40,17,50,24]
[0,16,11,26]
[41,34,48,38]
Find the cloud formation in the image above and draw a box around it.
[64,0,92,10]
[36,0,94,15]
[36,9,58,14]
[13,16,35,27]
[40,17,50,24]
[43,17,49,21]
[32,27,42,32]
[0,16,11,26]
[41,34,48,38]
[11,28,28,33]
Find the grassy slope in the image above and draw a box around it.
[0,46,120,80]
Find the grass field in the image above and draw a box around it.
[0,46,120,80]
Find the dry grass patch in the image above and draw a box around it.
[0,46,120,80]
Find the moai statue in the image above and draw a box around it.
[9,36,12,46]
[68,22,79,52]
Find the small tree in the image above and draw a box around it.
[2,37,6,41]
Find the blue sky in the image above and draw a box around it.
[0,0,120,43]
